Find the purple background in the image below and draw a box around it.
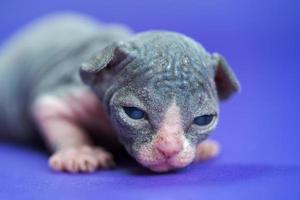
[0,0,300,199]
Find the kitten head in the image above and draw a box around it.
[80,31,240,172]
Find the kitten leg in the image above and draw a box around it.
[32,95,114,173]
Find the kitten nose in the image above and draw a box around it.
[155,135,183,158]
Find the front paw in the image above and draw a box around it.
[194,140,220,162]
[49,146,115,173]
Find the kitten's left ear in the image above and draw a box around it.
[80,42,131,86]
[211,53,241,100]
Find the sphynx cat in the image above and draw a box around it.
[0,14,240,172]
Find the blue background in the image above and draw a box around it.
[0,0,300,199]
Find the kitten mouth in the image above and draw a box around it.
[137,151,193,172]
[146,153,195,172]
[148,162,172,172]
[147,158,181,172]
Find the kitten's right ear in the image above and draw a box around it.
[80,42,130,85]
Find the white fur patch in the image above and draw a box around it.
[157,101,183,136]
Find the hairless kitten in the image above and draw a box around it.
[0,14,240,172]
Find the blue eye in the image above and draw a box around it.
[123,107,145,120]
[193,115,214,126]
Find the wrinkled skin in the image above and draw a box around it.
[80,31,240,172]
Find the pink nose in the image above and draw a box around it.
[155,135,183,158]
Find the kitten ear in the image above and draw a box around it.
[80,42,129,85]
[212,53,241,100]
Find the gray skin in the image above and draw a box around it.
[0,14,133,144]
[0,14,240,171]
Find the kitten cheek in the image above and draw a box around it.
[134,143,160,167]
[168,140,196,168]
[168,151,195,168]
